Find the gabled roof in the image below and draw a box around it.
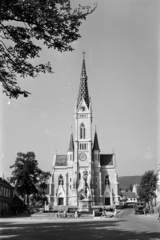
[55,155,67,166]
[68,133,74,152]
[93,128,100,151]
[0,177,14,189]
[100,154,113,166]
[77,55,90,109]
[123,192,137,198]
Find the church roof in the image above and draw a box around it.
[77,54,90,109]
[93,128,100,151]
[100,154,113,166]
[55,155,67,166]
[68,133,74,152]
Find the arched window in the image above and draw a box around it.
[80,123,85,139]
[58,175,64,185]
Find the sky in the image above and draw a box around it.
[0,0,159,178]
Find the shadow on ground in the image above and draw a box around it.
[0,220,160,240]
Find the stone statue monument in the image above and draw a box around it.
[78,170,91,211]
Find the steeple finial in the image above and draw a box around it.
[81,52,86,77]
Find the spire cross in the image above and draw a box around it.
[82,51,85,59]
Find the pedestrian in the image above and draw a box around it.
[143,207,146,215]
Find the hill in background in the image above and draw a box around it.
[118,176,141,190]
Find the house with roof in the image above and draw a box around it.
[49,54,119,208]
[0,177,14,215]
[122,192,137,204]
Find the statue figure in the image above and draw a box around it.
[78,170,91,200]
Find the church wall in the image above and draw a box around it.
[93,167,102,205]
[67,169,78,206]
[100,167,119,205]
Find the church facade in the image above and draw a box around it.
[49,55,119,208]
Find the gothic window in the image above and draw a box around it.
[58,175,64,185]
[80,123,85,139]
[79,173,81,179]
[79,143,87,150]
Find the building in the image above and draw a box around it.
[0,177,14,215]
[122,192,137,204]
[49,54,119,209]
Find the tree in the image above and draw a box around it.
[137,170,157,210]
[39,171,51,194]
[10,151,50,206]
[0,0,96,98]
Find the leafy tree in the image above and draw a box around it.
[137,170,157,209]
[30,193,48,208]
[39,171,51,194]
[10,151,50,206]
[0,0,96,98]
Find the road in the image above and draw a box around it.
[0,208,159,240]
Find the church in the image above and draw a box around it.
[49,54,119,209]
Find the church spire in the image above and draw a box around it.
[77,52,90,109]
[81,52,86,77]
[68,129,74,152]
[93,127,100,151]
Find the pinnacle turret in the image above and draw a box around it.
[77,52,90,109]
[68,132,74,152]
[93,127,100,151]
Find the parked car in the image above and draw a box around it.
[134,202,145,214]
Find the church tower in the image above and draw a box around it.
[74,53,94,205]
[49,53,119,209]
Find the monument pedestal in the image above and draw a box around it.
[78,199,92,212]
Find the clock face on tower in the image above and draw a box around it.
[79,153,87,161]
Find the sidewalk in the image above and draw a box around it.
[144,213,159,219]
[0,211,117,222]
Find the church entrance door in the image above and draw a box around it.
[105,197,110,205]
[58,198,64,205]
